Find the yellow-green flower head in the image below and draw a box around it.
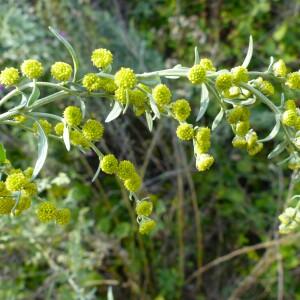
[16,196,31,212]
[227,106,249,124]
[0,67,20,86]
[195,127,211,153]
[285,99,297,111]
[0,198,15,215]
[70,130,90,148]
[24,167,34,178]
[91,48,113,69]
[82,119,104,142]
[139,218,156,235]
[279,207,296,225]
[23,182,38,197]
[100,154,119,174]
[171,99,191,122]
[21,59,43,79]
[259,80,275,96]
[232,136,247,148]
[33,119,52,135]
[63,106,82,127]
[199,58,216,72]
[130,89,147,107]
[176,123,194,141]
[82,73,103,91]
[286,72,300,90]
[231,66,249,84]
[13,114,27,123]
[54,122,64,136]
[103,78,117,93]
[223,86,240,99]
[188,64,206,84]
[215,72,233,91]
[36,201,57,223]
[136,201,153,217]
[246,131,258,148]
[295,117,300,131]
[114,67,137,89]
[152,84,172,106]
[235,121,250,136]
[114,87,129,105]
[124,173,142,192]
[117,160,136,180]
[273,59,287,77]
[247,142,263,156]
[281,109,297,127]
[134,106,146,117]
[5,172,28,192]
[196,154,214,172]
[51,62,73,81]
[55,208,71,225]
[288,156,300,170]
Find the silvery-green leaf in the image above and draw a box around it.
[267,141,287,159]
[105,101,122,123]
[212,109,224,131]
[242,35,253,68]
[165,75,180,79]
[146,111,153,132]
[138,75,161,86]
[49,27,79,81]
[280,93,285,108]
[194,46,200,65]
[267,56,274,72]
[123,90,130,114]
[258,114,281,142]
[173,64,183,69]
[63,123,70,151]
[107,286,114,300]
[277,154,292,166]
[26,81,40,107]
[32,121,48,179]
[149,94,160,119]
[240,98,256,106]
[196,83,209,122]
[0,143,6,163]
[80,99,86,118]
[92,160,101,182]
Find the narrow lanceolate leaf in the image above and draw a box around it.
[146,111,153,132]
[107,286,114,300]
[138,75,161,86]
[194,46,200,65]
[105,101,122,123]
[165,75,180,79]
[149,94,160,119]
[267,141,287,159]
[258,114,281,143]
[92,159,102,182]
[32,121,48,179]
[240,98,256,106]
[0,143,6,163]
[63,123,70,151]
[26,81,40,107]
[267,56,274,72]
[280,93,285,108]
[211,109,224,131]
[80,99,86,118]
[123,89,130,114]
[242,35,253,68]
[196,83,210,122]
[49,26,79,82]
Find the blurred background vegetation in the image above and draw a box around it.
[0,0,300,299]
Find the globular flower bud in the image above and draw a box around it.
[136,201,153,217]
[247,142,263,156]
[54,122,64,136]
[70,130,90,148]
[286,72,300,90]
[36,201,57,223]
[124,173,142,192]
[63,106,82,126]
[278,207,300,234]
[0,198,15,215]
[51,62,72,81]
[21,59,43,79]
[23,167,34,178]
[231,66,249,84]
[259,80,275,96]
[22,182,38,197]
[171,99,191,121]
[152,84,172,106]
[100,154,119,174]
[139,218,156,235]
[117,160,136,180]
[103,78,117,93]
[285,99,297,111]
[199,58,216,72]
[196,154,214,172]
[115,87,129,105]
[130,89,147,107]
[0,67,19,86]
[114,67,136,89]
[273,59,287,77]
[195,127,211,153]
[223,86,240,99]
[14,115,26,123]
[235,121,250,136]
[227,106,249,124]
[82,119,104,142]
[188,64,206,84]
[281,110,297,127]
[176,123,194,141]
[246,131,258,148]
[232,136,247,148]
[91,48,113,69]
[5,172,28,192]
[288,155,300,170]
[16,196,31,213]
[82,73,103,91]
[55,208,71,225]
[215,72,233,91]
[33,119,52,135]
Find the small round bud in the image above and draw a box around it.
[82,119,104,142]
[100,154,118,174]
[16,196,31,213]
[33,119,52,135]
[22,182,38,197]
[195,127,211,153]
[124,173,142,192]
[188,64,206,84]
[285,99,297,111]
[0,67,19,86]
[281,110,297,127]
[246,131,258,148]
[231,66,249,84]
[259,80,275,96]
[36,201,57,223]
[196,154,214,172]
[176,123,194,141]
[54,122,64,136]
[63,106,82,126]
[117,160,136,180]
[139,218,156,235]
[103,78,117,93]
[21,59,43,79]
[51,62,72,81]
[247,142,263,156]
[5,172,28,192]
[82,73,103,91]
[114,87,129,105]
[235,121,250,136]
[91,48,113,69]
[232,136,247,148]
[136,201,153,217]
[14,115,27,123]
[227,106,249,124]
[286,72,300,90]
[70,130,90,148]
[273,59,287,77]
[55,208,71,225]
[152,84,172,106]
[0,198,15,215]
[215,73,233,91]
[130,89,147,107]
[199,58,216,72]
[114,67,136,89]
[223,86,240,99]
[171,99,191,121]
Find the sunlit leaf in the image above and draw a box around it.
[242,35,253,68]
[268,141,287,159]
[196,83,209,122]
[105,101,122,123]
[212,109,224,131]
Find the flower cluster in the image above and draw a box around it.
[278,206,300,234]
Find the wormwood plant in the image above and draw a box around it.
[0,28,300,235]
